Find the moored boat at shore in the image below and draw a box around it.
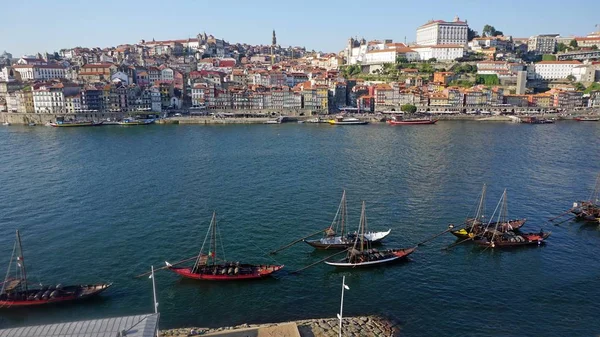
[387,117,437,125]
[328,116,368,125]
[520,116,554,124]
[0,230,111,308]
[574,117,599,122]
[118,118,155,126]
[51,121,103,127]
[166,211,283,281]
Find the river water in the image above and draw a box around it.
[0,122,599,336]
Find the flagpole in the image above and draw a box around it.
[150,266,159,337]
[338,276,349,337]
[151,266,158,314]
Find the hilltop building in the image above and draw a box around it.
[416,16,469,46]
[527,34,558,54]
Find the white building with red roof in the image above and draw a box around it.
[416,16,468,46]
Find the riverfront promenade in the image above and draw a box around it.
[160,315,399,337]
[2,109,600,125]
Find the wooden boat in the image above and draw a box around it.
[571,174,600,222]
[574,117,599,122]
[166,211,283,281]
[387,117,437,125]
[328,116,368,125]
[451,185,526,239]
[304,191,391,249]
[2,122,9,126]
[474,231,551,248]
[473,190,550,249]
[0,230,111,308]
[325,201,415,267]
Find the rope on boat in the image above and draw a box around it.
[1,241,17,294]
[548,209,575,222]
[268,228,331,255]
[249,241,283,266]
[291,248,351,274]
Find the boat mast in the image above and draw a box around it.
[340,190,346,237]
[477,184,487,224]
[501,190,508,224]
[16,230,28,293]
[194,212,214,271]
[360,201,366,253]
[489,190,507,243]
[589,173,600,204]
[211,211,217,265]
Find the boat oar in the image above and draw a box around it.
[552,216,576,226]
[442,237,473,251]
[291,248,350,274]
[416,224,455,247]
[133,255,205,278]
[548,209,574,222]
[269,228,330,255]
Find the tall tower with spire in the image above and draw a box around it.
[271,30,277,65]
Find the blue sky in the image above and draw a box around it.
[1,0,599,57]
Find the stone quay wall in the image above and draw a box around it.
[0,112,126,125]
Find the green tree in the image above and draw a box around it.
[428,58,437,63]
[569,39,578,48]
[574,82,586,91]
[400,104,417,114]
[476,74,500,85]
[584,82,600,94]
[396,56,408,64]
[467,28,479,41]
[418,63,434,73]
[566,74,576,82]
[557,43,568,52]
[482,25,503,37]
[592,45,599,50]
[542,54,557,61]
[449,80,475,88]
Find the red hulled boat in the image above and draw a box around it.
[166,263,283,281]
[0,230,111,308]
[166,211,283,281]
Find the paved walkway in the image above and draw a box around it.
[201,322,300,337]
